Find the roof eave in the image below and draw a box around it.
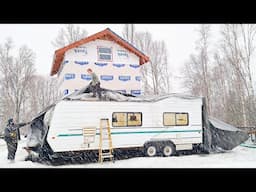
[50,28,150,76]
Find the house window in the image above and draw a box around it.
[98,47,112,61]
[163,112,189,126]
[117,50,128,58]
[64,73,75,80]
[112,112,142,127]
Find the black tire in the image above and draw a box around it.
[162,142,176,157]
[144,143,158,157]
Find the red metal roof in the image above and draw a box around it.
[50,28,150,76]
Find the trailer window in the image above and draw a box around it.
[176,113,188,125]
[112,112,142,127]
[163,112,189,126]
[127,112,142,126]
[112,113,127,127]
[163,113,176,126]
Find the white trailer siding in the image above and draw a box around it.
[47,97,203,152]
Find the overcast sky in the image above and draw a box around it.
[0,24,221,92]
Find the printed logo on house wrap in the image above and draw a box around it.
[131,90,141,95]
[113,63,125,68]
[135,76,141,81]
[129,64,140,69]
[64,73,75,80]
[117,50,128,57]
[101,75,114,81]
[74,47,87,54]
[119,76,131,82]
[74,61,89,65]
[81,74,92,80]
[63,60,69,64]
[95,62,108,67]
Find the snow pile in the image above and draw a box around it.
[1,137,256,168]
[0,138,49,168]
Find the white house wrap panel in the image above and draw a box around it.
[57,39,142,96]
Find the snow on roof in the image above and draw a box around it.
[31,86,202,122]
[64,86,202,102]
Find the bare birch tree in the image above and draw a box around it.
[148,40,170,94]
[18,75,61,135]
[134,32,153,94]
[184,24,256,127]
[183,24,212,114]
[123,26,171,95]
[211,50,240,125]
[27,75,60,115]
[123,24,135,45]
[52,24,88,48]
[217,24,256,126]
[0,39,36,137]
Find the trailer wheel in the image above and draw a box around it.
[145,144,157,157]
[162,143,175,157]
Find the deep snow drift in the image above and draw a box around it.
[1,138,256,168]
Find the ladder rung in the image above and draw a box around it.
[101,153,113,158]
[99,118,113,163]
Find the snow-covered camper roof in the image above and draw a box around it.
[31,86,202,122]
[63,85,203,102]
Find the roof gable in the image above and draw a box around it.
[50,28,149,76]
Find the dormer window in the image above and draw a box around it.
[98,47,112,61]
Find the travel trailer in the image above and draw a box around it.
[26,87,249,163]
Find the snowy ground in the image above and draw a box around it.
[1,138,256,168]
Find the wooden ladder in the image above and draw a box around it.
[98,118,114,163]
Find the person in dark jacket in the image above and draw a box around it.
[87,68,102,99]
[4,118,30,162]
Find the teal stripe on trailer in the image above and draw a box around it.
[240,143,256,148]
[57,129,201,137]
